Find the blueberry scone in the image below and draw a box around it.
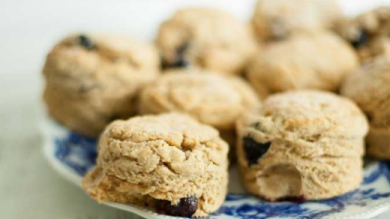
[157,8,257,75]
[43,34,160,137]
[336,7,390,62]
[341,56,390,160]
[82,113,229,217]
[247,31,358,98]
[236,90,368,201]
[251,0,344,41]
[138,69,260,146]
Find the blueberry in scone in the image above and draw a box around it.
[156,196,198,217]
[82,113,229,217]
[77,35,95,50]
[251,0,344,41]
[43,33,160,137]
[341,56,390,160]
[335,7,390,62]
[157,8,258,75]
[247,31,358,98]
[242,136,271,166]
[236,90,368,201]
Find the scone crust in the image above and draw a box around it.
[157,8,257,75]
[236,90,368,200]
[251,0,344,41]
[82,113,229,217]
[138,69,259,130]
[341,57,390,159]
[43,34,160,136]
[247,31,358,98]
[336,7,390,62]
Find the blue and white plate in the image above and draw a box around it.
[42,118,390,219]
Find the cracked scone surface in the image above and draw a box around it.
[247,31,358,98]
[139,69,259,132]
[236,90,368,200]
[251,0,343,41]
[341,57,390,160]
[43,34,160,137]
[82,113,229,217]
[157,8,257,75]
[336,7,390,62]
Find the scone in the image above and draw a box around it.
[341,56,390,160]
[82,113,229,217]
[156,8,257,75]
[336,7,390,62]
[236,90,368,201]
[251,0,344,41]
[43,34,160,137]
[247,31,358,98]
[138,69,260,146]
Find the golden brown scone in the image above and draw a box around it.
[247,31,358,98]
[43,34,160,137]
[138,69,260,147]
[236,90,368,201]
[252,0,344,41]
[341,56,390,160]
[156,8,258,75]
[335,7,390,62]
[82,113,229,217]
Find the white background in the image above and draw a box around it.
[1,0,390,218]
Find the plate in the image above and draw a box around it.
[42,117,390,219]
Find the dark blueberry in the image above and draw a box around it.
[243,136,271,166]
[170,43,190,68]
[155,196,198,217]
[275,195,306,203]
[351,30,368,48]
[172,59,190,68]
[78,35,94,50]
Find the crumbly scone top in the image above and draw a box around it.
[239,90,368,140]
[156,8,257,73]
[247,31,358,98]
[139,70,259,129]
[103,113,220,147]
[252,0,343,41]
[335,7,390,61]
[337,7,390,42]
[44,34,160,80]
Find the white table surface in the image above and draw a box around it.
[1,1,390,218]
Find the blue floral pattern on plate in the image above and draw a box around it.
[43,119,390,219]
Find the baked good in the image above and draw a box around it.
[341,56,390,160]
[247,31,358,98]
[138,69,259,146]
[82,113,229,217]
[336,7,390,62]
[236,90,368,200]
[156,8,257,75]
[251,0,344,41]
[43,34,160,136]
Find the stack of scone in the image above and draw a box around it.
[42,0,390,217]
